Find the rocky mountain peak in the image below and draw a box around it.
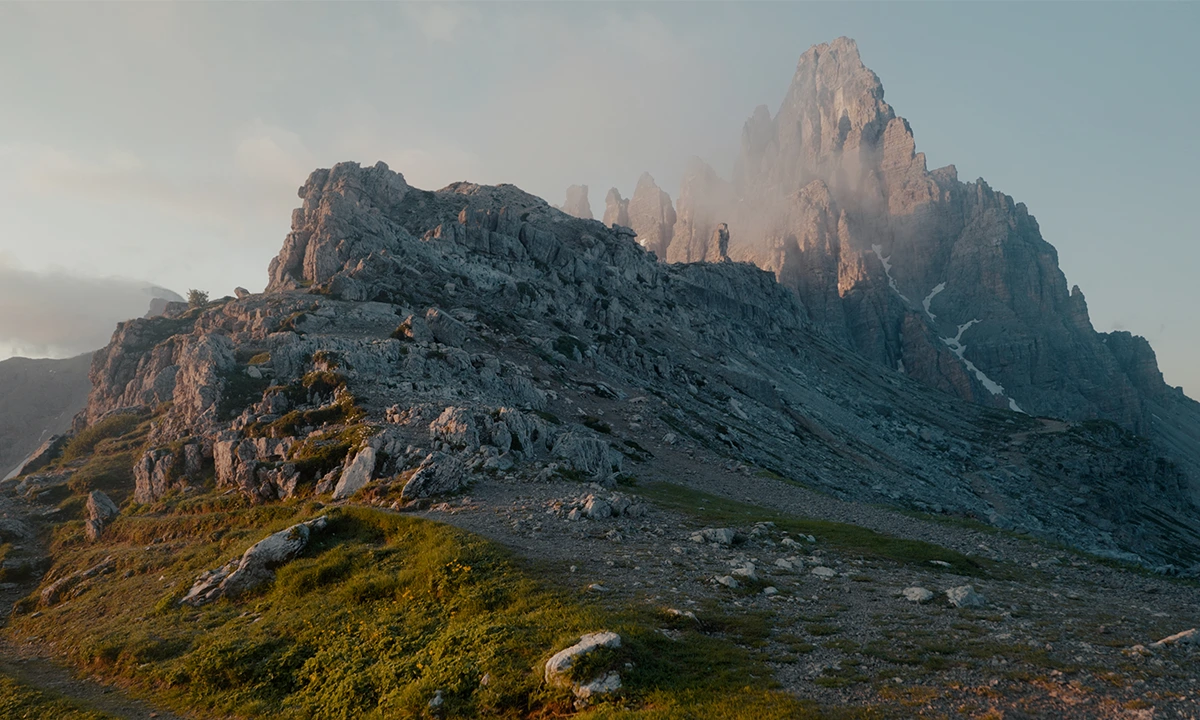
[671,38,1199,485]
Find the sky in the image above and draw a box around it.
[0,2,1196,396]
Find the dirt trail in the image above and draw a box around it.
[1,487,185,720]
[1,646,186,720]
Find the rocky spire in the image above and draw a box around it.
[559,185,593,220]
[626,173,675,260]
[666,158,731,264]
[602,187,630,228]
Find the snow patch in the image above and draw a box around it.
[940,319,1027,414]
[922,282,946,320]
[871,244,911,303]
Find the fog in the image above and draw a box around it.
[0,257,180,358]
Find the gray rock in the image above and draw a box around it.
[945,585,986,608]
[181,516,327,605]
[430,407,480,450]
[544,631,622,699]
[811,566,837,579]
[583,496,612,520]
[902,586,934,603]
[332,445,377,500]
[84,490,120,542]
[426,307,468,347]
[402,452,467,499]
[1151,628,1198,648]
[552,433,620,477]
[41,556,116,607]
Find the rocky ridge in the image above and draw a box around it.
[46,159,1200,568]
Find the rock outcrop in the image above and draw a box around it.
[84,490,119,541]
[181,516,328,606]
[666,158,730,264]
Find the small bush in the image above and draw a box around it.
[187,289,209,308]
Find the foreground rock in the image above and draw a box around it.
[40,556,116,607]
[946,585,986,608]
[181,516,328,606]
[902,586,934,603]
[544,631,623,702]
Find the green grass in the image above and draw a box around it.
[10,502,820,719]
[0,672,117,720]
[59,413,145,463]
[638,482,995,578]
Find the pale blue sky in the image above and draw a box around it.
[0,2,1196,396]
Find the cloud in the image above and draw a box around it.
[0,258,179,359]
[234,120,316,187]
[402,4,478,42]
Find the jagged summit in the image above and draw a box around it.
[566,40,1199,490]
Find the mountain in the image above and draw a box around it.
[8,39,1200,718]
[28,160,1180,566]
[9,164,1200,717]
[0,354,92,479]
[595,37,1200,499]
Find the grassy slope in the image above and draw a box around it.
[0,673,116,720]
[8,497,826,719]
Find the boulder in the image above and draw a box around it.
[1151,628,1199,648]
[402,452,467,499]
[333,445,377,500]
[945,585,986,608]
[551,433,620,477]
[181,516,327,606]
[544,631,622,701]
[425,307,467,347]
[15,434,70,477]
[40,556,116,607]
[902,586,934,603]
[430,407,480,450]
[84,490,120,542]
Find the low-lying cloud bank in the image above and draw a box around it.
[0,260,180,359]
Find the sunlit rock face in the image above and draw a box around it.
[655,37,1198,468]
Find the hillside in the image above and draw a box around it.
[0,354,92,479]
